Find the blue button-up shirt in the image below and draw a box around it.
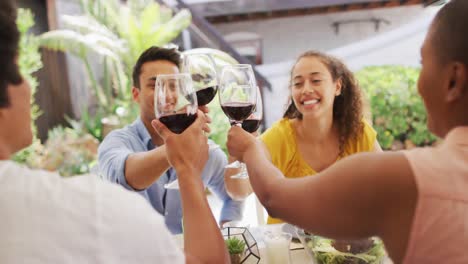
[98,118,244,234]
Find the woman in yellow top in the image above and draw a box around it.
[260,51,382,224]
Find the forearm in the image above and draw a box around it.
[243,145,372,237]
[242,142,284,212]
[243,146,374,238]
[125,146,170,190]
[178,169,229,264]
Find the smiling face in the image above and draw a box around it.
[157,78,180,114]
[290,56,342,119]
[132,60,179,127]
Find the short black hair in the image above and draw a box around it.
[0,0,22,108]
[132,46,181,89]
[431,0,468,65]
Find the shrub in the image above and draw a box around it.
[356,66,437,150]
[12,8,43,164]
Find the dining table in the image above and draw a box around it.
[174,223,395,264]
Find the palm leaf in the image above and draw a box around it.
[61,15,120,43]
[127,0,154,17]
[159,6,173,24]
[140,4,161,35]
[111,59,130,99]
[39,30,89,58]
[151,9,192,46]
[39,30,120,61]
[80,0,120,31]
[38,30,113,107]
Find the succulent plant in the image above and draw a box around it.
[225,237,246,255]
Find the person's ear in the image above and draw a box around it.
[446,62,467,103]
[335,79,342,96]
[132,86,140,103]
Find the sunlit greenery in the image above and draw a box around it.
[356,66,437,149]
[12,8,43,164]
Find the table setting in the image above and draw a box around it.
[175,223,394,264]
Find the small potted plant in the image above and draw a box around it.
[225,237,246,264]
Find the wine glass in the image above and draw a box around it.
[219,64,257,171]
[182,52,220,150]
[231,86,263,133]
[182,52,218,106]
[230,86,263,179]
[154,73,197,189]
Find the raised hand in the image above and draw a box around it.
[227,125,258,163]
[152,110,209,177]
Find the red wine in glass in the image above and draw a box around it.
[221,102,255,122]
[159,113,197,134]
[183,53,219,106]
[239,119,261,133]
[196,86,217,106]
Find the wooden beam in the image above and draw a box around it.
[176,0,272,92]
[34,0,74,141]
[206,0,426,24]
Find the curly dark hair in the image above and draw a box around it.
[0,0,22,108]
[283,50,364,155]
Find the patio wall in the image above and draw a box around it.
[212,5,439,127]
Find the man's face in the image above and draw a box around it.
[417,30,449,137]
[132,60,179,126]
[0,79,33,157]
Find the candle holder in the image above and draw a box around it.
[222,226,260,264]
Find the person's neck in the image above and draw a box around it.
[141,118,164,146]
[440,110,468,138]
[295,113,336,144]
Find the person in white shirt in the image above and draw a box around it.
[0,1,228,263]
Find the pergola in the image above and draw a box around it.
[187,0,445,23]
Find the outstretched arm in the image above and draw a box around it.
[124,146,170,190]
[98,129,170,191]
[227,126,417,263]
[153,111,229,264]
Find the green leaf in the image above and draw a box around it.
[356,66,436,149]
[61,15,119,41]
[39,30,119,60]
[12,9,43,164]
[151,9,192,46]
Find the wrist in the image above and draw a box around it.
[241,138,260,162]
[176,166,202,180]
[177,169,205,192]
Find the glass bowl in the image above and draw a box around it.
[295,228,386,264]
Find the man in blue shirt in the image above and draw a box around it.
[98,47,247,234]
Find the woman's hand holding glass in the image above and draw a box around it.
[229,86,263,178]
[219,64,258,179]
[226,126,259,164]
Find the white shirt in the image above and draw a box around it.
[0,160,185,264]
